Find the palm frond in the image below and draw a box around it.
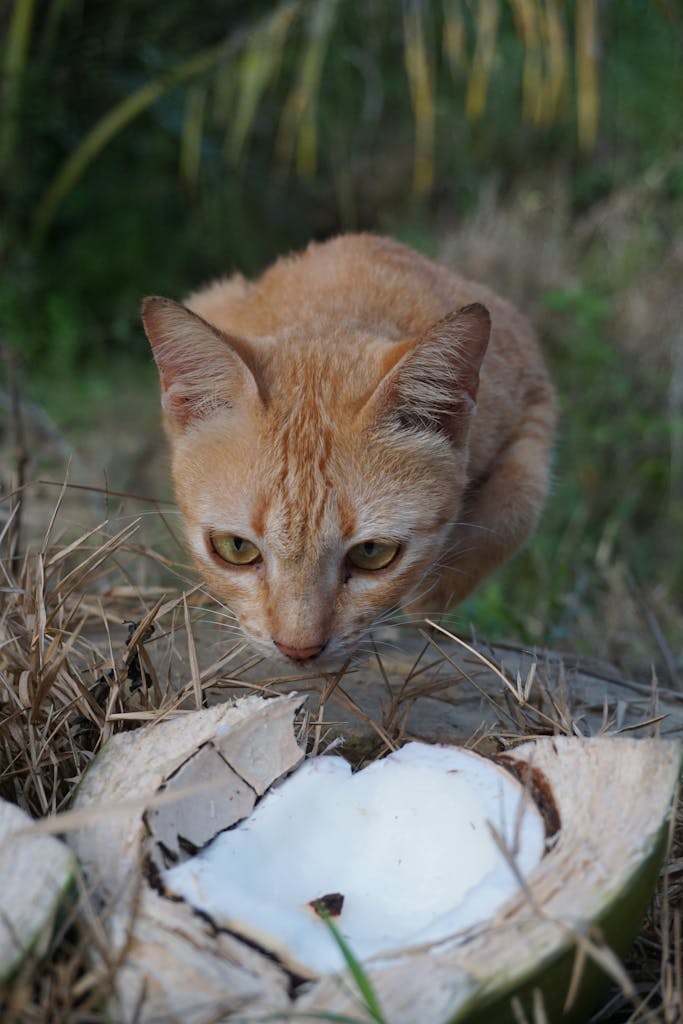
[465,0,500,121]
[180,83,208,192]
[403,1,436,195]
[28,0,609,238]
[0,0,37,172]
[229,1,299,164]
[508,0,543,124]
[543,0,568,128]
[32,13,271,241]
[442,0,467,77]
[510,0,568,129]
[576,0,599,149]
[277,0,340,176]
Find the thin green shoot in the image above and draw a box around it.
[315,902,387,1024]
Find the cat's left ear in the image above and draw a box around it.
[141,296,262,433]
[373,303,491,441]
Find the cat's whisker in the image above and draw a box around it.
[364,605,403,629]
[380,572,443,617]
[189,587,239,619]
[199,623,241,637]
[196,621,244,638]
[195,614,235,631]
[204,638,249,656]
[102,510,183,526]
[201,622,244,636]
[402,571,444,607]
[379,614,435,627]
[429,562,470,577]
[359,603,416,635]
[195,608,239,622]
[355,631,405,648]
[442,520,498,535]
[208,600,239,620]
[355,607,431,641]
[356,642,404,658]
[198,607,240,624]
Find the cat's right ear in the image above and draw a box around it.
[370,303,491,443]
[141,297,262,432]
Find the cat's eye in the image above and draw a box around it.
[211,533,262,566]
[347,539,400,571]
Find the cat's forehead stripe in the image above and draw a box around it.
[250,492,268,537]
[337,494,356,540]
[271,390,334,544]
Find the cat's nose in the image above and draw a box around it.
[273,639,326,662]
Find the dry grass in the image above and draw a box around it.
[0,480,682,1023]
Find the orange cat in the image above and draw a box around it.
[142,234,555,670]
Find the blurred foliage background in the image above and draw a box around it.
[1,0,682,671]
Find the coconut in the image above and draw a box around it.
[0,799,75,982]
[68,694,681,1024]
[161,741,548,976]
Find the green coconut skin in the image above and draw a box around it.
[1,874,77,986]
[455,792,673,1024]
[0,798,77,986]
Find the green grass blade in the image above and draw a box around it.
[32,41,225,241]
[179,83,207,192]
[277,0,340,176]
[317,908,387,1024]
[508,0,542,124]
[2,0,35,79]
[32,9,284,241]
[0,0,37,170]
[442,0,467,78]
[229,1,299,163]
[465,0,500,120]
[229,1013,372,1023]
[576,0,599,149]
[38,0,74,56]
[544,0,568,127]
[403,1,435,195]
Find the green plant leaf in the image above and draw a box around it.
[179,83,208,192]
[576,0,599,148]
[229,1,299,163]
[403,1,435,195]
[32,9,282,241]
[277,0,340,176]
[316,904,387,1024]
[0,0,37,170]
[465,0,500,120]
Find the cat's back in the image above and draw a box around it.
[186,234,539,373]
[186,234,511,337]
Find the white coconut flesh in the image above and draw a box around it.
[162,741,547,977]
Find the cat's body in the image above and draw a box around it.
[142,234,555,670]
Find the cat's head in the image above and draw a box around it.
[142,297,490,671]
